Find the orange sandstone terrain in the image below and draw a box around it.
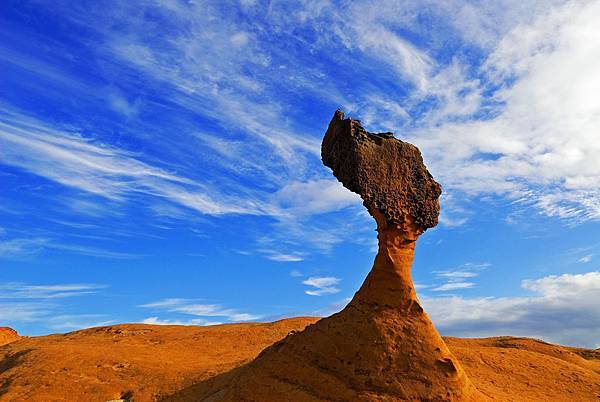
[0,320,599,401]
[0,328,19,347]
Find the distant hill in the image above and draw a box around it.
[0,327,19,346]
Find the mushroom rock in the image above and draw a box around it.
[209,111,484,401]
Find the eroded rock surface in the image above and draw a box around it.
[0,327,19,346]
[196,110,484,401]
[322,109,441,231]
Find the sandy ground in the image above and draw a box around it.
[0,317,598,401]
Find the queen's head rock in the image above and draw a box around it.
[322,109,441,234]
[197,110,485,401]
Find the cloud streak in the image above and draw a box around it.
[0,110,268,216]
[0,281,109,333]
[431,262,490,292]
[302,276,341,296]
[0,283,105,299]
[139,298,261,324]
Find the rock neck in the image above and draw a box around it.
[353,207,424,309]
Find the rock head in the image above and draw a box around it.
[322,109,441,233]
[199,111,484,401]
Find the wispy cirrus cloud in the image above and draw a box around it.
[431,262,490,292]
[0,281,109,333]
[432,282,476,292]
[139,298,261,324]
[0,283,105,299]
[0,236,141,260]
[141,316,223,326]
[0,302,47,322]
[273,180,361,217]
[302,276,341,296]
[0,110,268,216]
[0,237,46,258]
[264,253,305,263]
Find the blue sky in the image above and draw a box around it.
[1,0,599,347]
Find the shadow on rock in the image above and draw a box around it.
[157,365,247,402]
[0,349,33,397]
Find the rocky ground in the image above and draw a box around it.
[1,319,599,401]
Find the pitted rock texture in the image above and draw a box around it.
[322,109,441,232]
[184,110,483,401]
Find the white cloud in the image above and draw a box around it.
[434,271,478,280]
[106,89,141,118]
[432,282,475,292]
[139,298,186,308]
[0,302,47,322]
[431,262,490,292]
[139,298,261,323]
[521,272,600,298]
[230,32,249,47]
[0,282,108,331]
[265,253,304,262]
[0,282,105,299]
[302,276,341,296]
[438,214,468,228]
[423,271,600,348]
[0,110,268,216]
[578,254,592,263]
[43,243,142,259]
[141,316,223,326]
[410,1,600,221]
[0,235,140,260]
[273,180,361,216]
[348,24,433,90]
[107,3,320,171]
[0,238,47,258]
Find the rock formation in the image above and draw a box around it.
[0,327,20,346]
[202,110,483,401]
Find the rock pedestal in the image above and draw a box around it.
[207,111,483,401]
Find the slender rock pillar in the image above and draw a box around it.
[207,110,484,401]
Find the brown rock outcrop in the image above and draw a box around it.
[0,327,20,346]
[201,110,483,401]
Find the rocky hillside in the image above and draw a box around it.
[0,320,599,401]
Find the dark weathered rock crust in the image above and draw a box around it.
[322,109,441,232]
